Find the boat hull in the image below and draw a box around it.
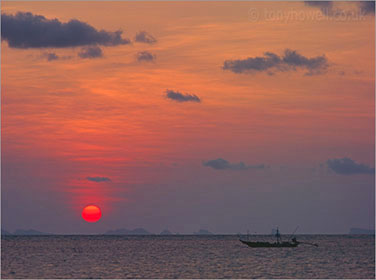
[240,239,299,248]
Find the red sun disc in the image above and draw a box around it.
[82,205,102,222]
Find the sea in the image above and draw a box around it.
[1,234,375,279]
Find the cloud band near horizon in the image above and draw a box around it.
[203,158,265,171]
[86,176,111,182]
[327,157,375,175]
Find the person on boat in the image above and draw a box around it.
[275,228,281,243]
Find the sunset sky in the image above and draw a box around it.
[1,1,375,234]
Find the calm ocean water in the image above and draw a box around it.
[1,235,374,279]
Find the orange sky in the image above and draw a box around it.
[1,1,374,234]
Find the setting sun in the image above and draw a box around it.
[82,205,102,223]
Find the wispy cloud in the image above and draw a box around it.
[327,157,375,175]
[78,46,103,59]
[203,158,265,171]
[134,31,157,44]
[165,90,201,103]
[137,51,155,62]
[305,1,375,16]
[41,52,72,62]
[358,1,375,15]
[44,52,59,61]
[223,49,329,76]
[304,1,333,15]
[1,12,131,48]
[86,176,111,182]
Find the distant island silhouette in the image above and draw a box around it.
[160,229,173,235]
[1,229,11,235]
[2,229,52,235]
[3,227,209,235]
[194,229,213,235]
[104,228,152,235]
[104,228,215,235]
[349,228,375,235]
[3,227,373,235]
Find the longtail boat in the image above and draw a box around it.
[239,227,318,248]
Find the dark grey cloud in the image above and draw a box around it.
[166,90,201,103]
[134,31,157,44]
[223,49,329,76]
[327,157,375,175]
[203,158,265,171]
[1,12,131,49]
[78,46,103,59]
[86,176,111,182]
[359,1,375,15]
[137,51,155,62]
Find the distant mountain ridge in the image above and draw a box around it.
[2,229,52,235]
[349,228,375,235]
[1,229,11,235]
[104,228,152,235]
[6,227,371,235]
[160,229,173,235]
[194,229,213,235]
[2,227,216,235]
